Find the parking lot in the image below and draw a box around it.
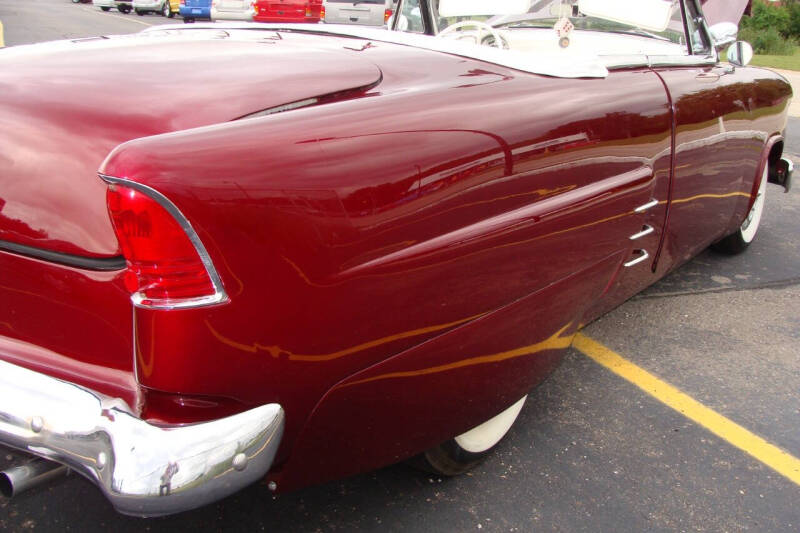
[1,1,799,531]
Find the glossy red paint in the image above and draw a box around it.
[0,24,792,499]
[0,34,379,257]
[253,0,323,22]
[652,66,789,274]
[99,44,674,469]
[0,251,137,407]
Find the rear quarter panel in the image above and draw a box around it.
[101,44,673,485]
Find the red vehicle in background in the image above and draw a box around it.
[253,0,323,22]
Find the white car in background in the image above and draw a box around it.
[210,0,255,21]
[133,0,171,16]
[324,0,394,26]
[93,0,133,13]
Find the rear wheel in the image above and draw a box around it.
[712,165,767,255]
[183,16,195,23]
[136,8,145,15]
[118,4,131,13]
[162,1,171,16]
[412,395,527,476]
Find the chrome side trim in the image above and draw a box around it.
[99,174,228,310]
[634,199,659,213]
[629,225,655,240]
[624,249,650,268]
[239,97,319,120]
[0,358,284,517]
[603,53,717,70]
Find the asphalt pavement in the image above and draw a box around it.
[0,0,173,46]
[1,4,799,531]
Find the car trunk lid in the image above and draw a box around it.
[0,34,381,258]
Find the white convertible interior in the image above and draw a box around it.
[141,0,711,79]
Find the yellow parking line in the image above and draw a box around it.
[573,333,800,487]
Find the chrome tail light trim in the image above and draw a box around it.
[99,174,229,310]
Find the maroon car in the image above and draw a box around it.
[0,0,792,517]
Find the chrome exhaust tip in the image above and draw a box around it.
[0,458,68,498]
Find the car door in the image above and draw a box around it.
[652,0,762,270]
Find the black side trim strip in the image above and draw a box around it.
[0,240,126,271]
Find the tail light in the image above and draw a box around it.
[384,8,392,23]
[320,4,325,19]
[104,179,227,309]
[305,3,312,17]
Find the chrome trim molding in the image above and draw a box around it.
[603,53,717,71]
[634,199,659,213]
[240,97,320,120]
[99,174,229,310]
[624,249,650,268]
[0,358,284,517]
[630,225,655,241]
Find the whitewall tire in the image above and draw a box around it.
[412,395,527,476]
[713,165,767,254]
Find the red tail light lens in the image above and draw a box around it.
[384,8,392,23]
[320,4,325,18]
[305,4,312,17]
[106,182,225,309]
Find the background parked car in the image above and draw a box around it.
[165,0,180,17]
[253,0,323,23]
[211,0,255,22]
[180,0,211,22]
[93,0,133,13]
[324,0,393,26]
[133,0,171,16]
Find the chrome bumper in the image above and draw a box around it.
[0,359,284,517]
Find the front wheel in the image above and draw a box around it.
[101,5,110,10]
[183,16,195,23]
[162,1,171,16]
[135,8,145,15]
[412,395,527,476]
[712,165,767,255]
